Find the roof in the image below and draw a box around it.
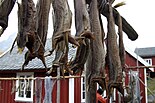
[0,39,152,72]
[0,38,76,71]
[134,47,155,57]
[126,47,153,72]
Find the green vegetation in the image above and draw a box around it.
[147,77,155,95]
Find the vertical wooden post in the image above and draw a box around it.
[57,67,60,103]
[69,78,74,103]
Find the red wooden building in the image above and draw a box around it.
[103,47,152,103]
[0,39,152,103]
[0,39,82,103]
[135,47,155,77]
[121,47,152,103]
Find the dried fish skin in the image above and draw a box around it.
[16,0,36,53]
[0,0,16,36]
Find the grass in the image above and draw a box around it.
[147,77,155,96]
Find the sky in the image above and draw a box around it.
[0,0,155,52]
[115,0,155,51]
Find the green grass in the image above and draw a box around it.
[147,77,155,95]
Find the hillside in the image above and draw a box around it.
[0,51,3,55]
[147,77,155,95]
[0,33,16,52]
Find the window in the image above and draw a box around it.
[81,77,85,103]
[15,72,34,102]
[144,58,152,65]
[81,77,107,103]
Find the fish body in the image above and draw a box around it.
[22,0,51,70]
[107,0,123,96]
[86,0,106,102]
[0,0,16,36]
[17,0,36,53]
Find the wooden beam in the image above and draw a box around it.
[126,65,155,69]
[0,75,84,80]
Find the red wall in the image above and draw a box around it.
[0,80,16,103]
[0,51,148,103]
[98,52,147,103]
[125,52,146,103]
[0,71,81,103]
[74,77,81,103]
[143,56,155,72]
[0,72,16,103]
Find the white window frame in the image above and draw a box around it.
[69,78,74,103]
[15,72,34,102]
[144,58,152,65]
[81,77,85,103]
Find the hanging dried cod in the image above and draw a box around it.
[118,12,125,70]
[0,0,16,36]
[50,0,79,55]
[74,0,94,39]
[46,0,78,75]
[86,0,106,102]
[106,0,124,97]
[68,0,93,75]
[69,39,90,75]
[86,0,138,41]
[16,0,36,54]
[22,0,51,70]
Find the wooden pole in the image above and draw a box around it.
[0,75,83,80]
[126,65,155,69]
[57,67,60,103]
[137,76,155,98]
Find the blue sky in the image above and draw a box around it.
[0,0,155,52]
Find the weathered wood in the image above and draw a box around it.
[57,67,60,103]
[126,65,155,69]
[0,75,84,80]
[86,0,106,102]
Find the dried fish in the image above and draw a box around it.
[86,0,138,41]
[106,0,123,96]
[86,0,106,102]
[16,0,36,53]
[22,0,51,70]
[74,0,94,40]
[46,0,77,76]
[118,12,125,69]
[69,39,89,75]
[0,0,16,36]
[50,0,79,55]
